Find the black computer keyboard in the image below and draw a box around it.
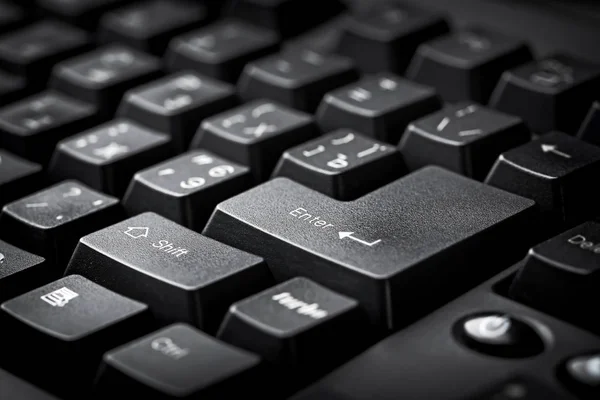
[0,0,599,399]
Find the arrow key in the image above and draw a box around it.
[399,103,530,180]
[485,131,600,230]
[123,150,252,231]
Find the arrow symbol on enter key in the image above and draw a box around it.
[541,144,571,159]
[338,232,382,247]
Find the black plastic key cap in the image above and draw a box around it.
[203,167,537,330]
[96,323,265,399]
[284,14,349,56]
[0,275,151,396]
[490,55,600,134]
[407,28,533,103]
[399,103,530,180]
[193,100,319,182]
[167,19,279,83]
[0,181,121,268]
[123,150,252,231]
[578,101,600,146]
[509,221,600,332]
[51,45,162,117]
[49,119,173,196]
[0,239,47,303]
[36,0,133,28]
[239,50,359,113]
[468,377,567,400]
[218,277,364,381]
[119,71,237,151]
[0,2,24,35]
[66,212,273,332]
[273,130,405,200]
[0,70,26,105]
[0,368,59,400]
[485,131,600,229]
[336,3,450,74]
[316,73,442,143]
[0,150,42,207]
[0,21,90,88]
[231,0,344,38]
[0,91,99,164]
[100,0,209,56]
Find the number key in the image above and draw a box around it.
[316,73,442,143]
[485,131,600,229]
[399,103,530,180]
[0,91,100,164]
[123,150,252,231]
[166,19,280,83]
[238,49,359,112]
[193,100,319,181]
[407,28,533,103]
[490,54,600,134]
[273,129,405,200]
[49,119,173,196]
[0,21,90,88]
[0,181,121,268]
[119,72,237,151]
[51,45,162,117]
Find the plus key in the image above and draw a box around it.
[203,167,537,331]
[486,131,600,230]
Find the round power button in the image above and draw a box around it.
[456,312,545,358]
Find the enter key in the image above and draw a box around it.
[203,166,538,331]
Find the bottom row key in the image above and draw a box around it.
[0,275,152,397]
[96,324,266,399]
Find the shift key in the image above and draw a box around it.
[203,166,538,331]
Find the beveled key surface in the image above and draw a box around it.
[66,212,273,332]
[203,167,537,330]
[95,323,265,399]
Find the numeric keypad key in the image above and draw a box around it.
[239,50,359,112]
[49,119,173,196]
[316,74,442,143]
[0,181,121,268]
[407,28,533,103]
[0,275,151,396]
[0,21,90,88]
[51,45,162,117]
[96,324,265,399]
[490,55,600,134]
[124,151,251,230]
[167,19,279,83]
[399,103,530,180]
[486,131,600,229]
[0,91,99,164]
[274,130,405,200]
[66,212,273,332]
[193,100,319,181]
[119,72,237,150]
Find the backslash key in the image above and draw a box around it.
[203,167,538,331]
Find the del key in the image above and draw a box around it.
[203,167,537,331]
